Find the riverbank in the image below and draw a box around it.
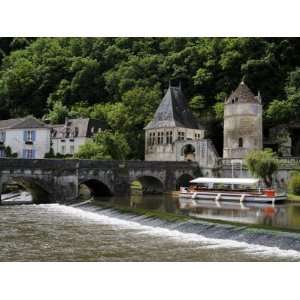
[288,193,300,202]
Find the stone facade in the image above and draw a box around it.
[223,81,263,159]
[144,84,219,171]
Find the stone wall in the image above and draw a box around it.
[223,102,263,158]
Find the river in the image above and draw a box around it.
[2,193,300,261]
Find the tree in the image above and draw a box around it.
[75,131,130,160]
[245,149,279,187]
[44,101,70,124]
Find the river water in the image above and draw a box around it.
[1,193,300,261]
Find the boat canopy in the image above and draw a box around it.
[190,177,260,185]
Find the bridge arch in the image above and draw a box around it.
[131,176,164,194]
[176,173,194,190]
[6,177,52,204]
[79,179,113,198]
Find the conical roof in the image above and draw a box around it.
[145,85,204,130]
[226,81,261,104]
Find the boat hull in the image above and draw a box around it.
[179,191,287,203]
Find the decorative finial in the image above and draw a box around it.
[241,75,246,85]
[257,90,262,103]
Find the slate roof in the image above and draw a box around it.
[51,118,107,138]
[0,116,49,130]
[226,81,261,104]
[145,85,204,130]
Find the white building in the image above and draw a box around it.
[0,116,51,159]
[51,118,106,155]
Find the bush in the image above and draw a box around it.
[288,172,300,195]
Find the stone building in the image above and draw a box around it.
[223,81,263,159]
[51,118,106,155]
[144,84,219,169]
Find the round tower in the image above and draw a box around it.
[223,81,263,159]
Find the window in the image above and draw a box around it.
[24,130,36,142]
[70,145,75,154]
[149,132,156,145]
[74,127,79,137]
[149,132,154,145]
[195,133,201,140]
[166,131,173,144]
[238,137,243,148]
[23,149,35,159]
[65,128,70,138]
[0,131,5,143]
[0,148,5,158]
[157,131,164,144]
[157,132,161,144]
[178,131,185,141]
[61,145,66,154]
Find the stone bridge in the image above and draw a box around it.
[0,158,200,203]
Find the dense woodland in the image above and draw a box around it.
[1,37,300,159]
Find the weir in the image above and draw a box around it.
[75,202,300,254]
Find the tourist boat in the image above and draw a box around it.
[179,177,287,204]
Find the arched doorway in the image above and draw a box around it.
[181,144,196,161]
[79,179,113,199]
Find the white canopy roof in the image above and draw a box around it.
[190,177,259,185]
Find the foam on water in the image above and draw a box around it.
[40,203,300,260]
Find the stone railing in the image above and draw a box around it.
[219,157,300,170]
[278,157,300,169]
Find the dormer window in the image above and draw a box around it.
[65,128,70,138]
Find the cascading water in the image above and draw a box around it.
[2,193,300,261]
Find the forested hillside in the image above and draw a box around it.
[1,37,300,159]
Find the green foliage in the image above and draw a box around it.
[75,130,130,160]
[288,172,300,196]
[44,101,70,124]
[2,37,300,158]
[245,149,279,187]
[213,102,224,121]
[4,146,17,157]
[44,147,55,158]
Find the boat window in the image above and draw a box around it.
[238,137,243,148]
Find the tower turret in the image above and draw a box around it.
[223,81,263,159]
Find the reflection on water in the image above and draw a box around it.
[94,194,300,231]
